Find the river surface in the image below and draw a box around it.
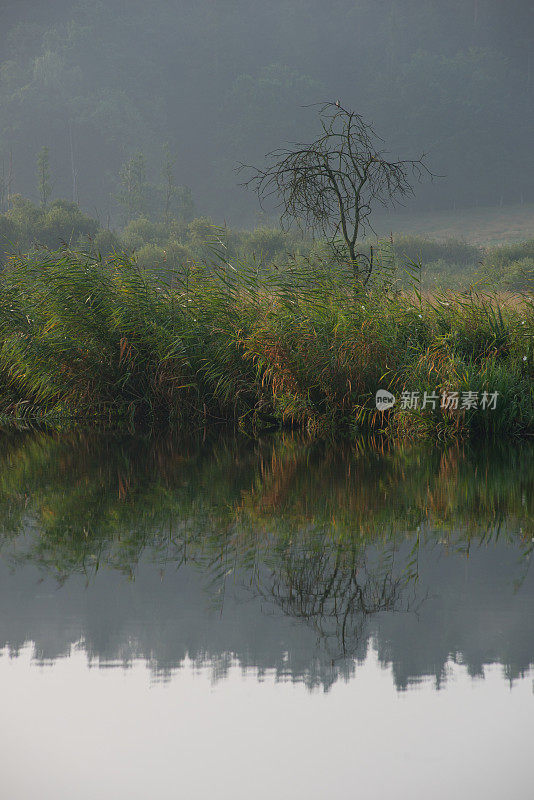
[0,432,532,799]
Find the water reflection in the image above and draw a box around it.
[0,432,532,690]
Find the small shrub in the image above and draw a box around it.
[121,217,168,250]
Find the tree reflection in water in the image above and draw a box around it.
[0,430,531,685]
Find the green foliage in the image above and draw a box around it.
[0,247,531,438]
[387,234,480,267]
[134,243,168,273]
[6,194,41,236]
[0,196,99,259]
[34,199,99,248]
[0,191,532,295]
[502,258,534,291]
[186,217,217,248]
[121,221,193,273]
[481,240,534,290]
[0,248,260,427]
[0,215,18,268]
[484,239,534,270]
[121,217,169,249]
[89,228,121,257]
[363,235,481,290]
[239,226,288,267]
[164,239,193,269]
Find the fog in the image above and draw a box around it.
[1,0,533,225]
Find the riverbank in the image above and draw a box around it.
[0,249,532,439]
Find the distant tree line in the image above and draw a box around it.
[0,0,533,220]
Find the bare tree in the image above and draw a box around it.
[240,101,432,283]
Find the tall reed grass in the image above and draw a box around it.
[0,247,532,438]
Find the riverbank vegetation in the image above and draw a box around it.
[0,246,531,439]
[1,193,534,292]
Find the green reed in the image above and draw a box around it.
[0,247,532,438]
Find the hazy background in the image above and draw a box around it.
[1,0,533,225]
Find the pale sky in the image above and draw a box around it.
[1,647,532,800]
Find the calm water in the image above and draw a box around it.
[0,432,533,799]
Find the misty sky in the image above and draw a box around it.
[1,1,533,223]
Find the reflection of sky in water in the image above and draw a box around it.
[1,648,532,800]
